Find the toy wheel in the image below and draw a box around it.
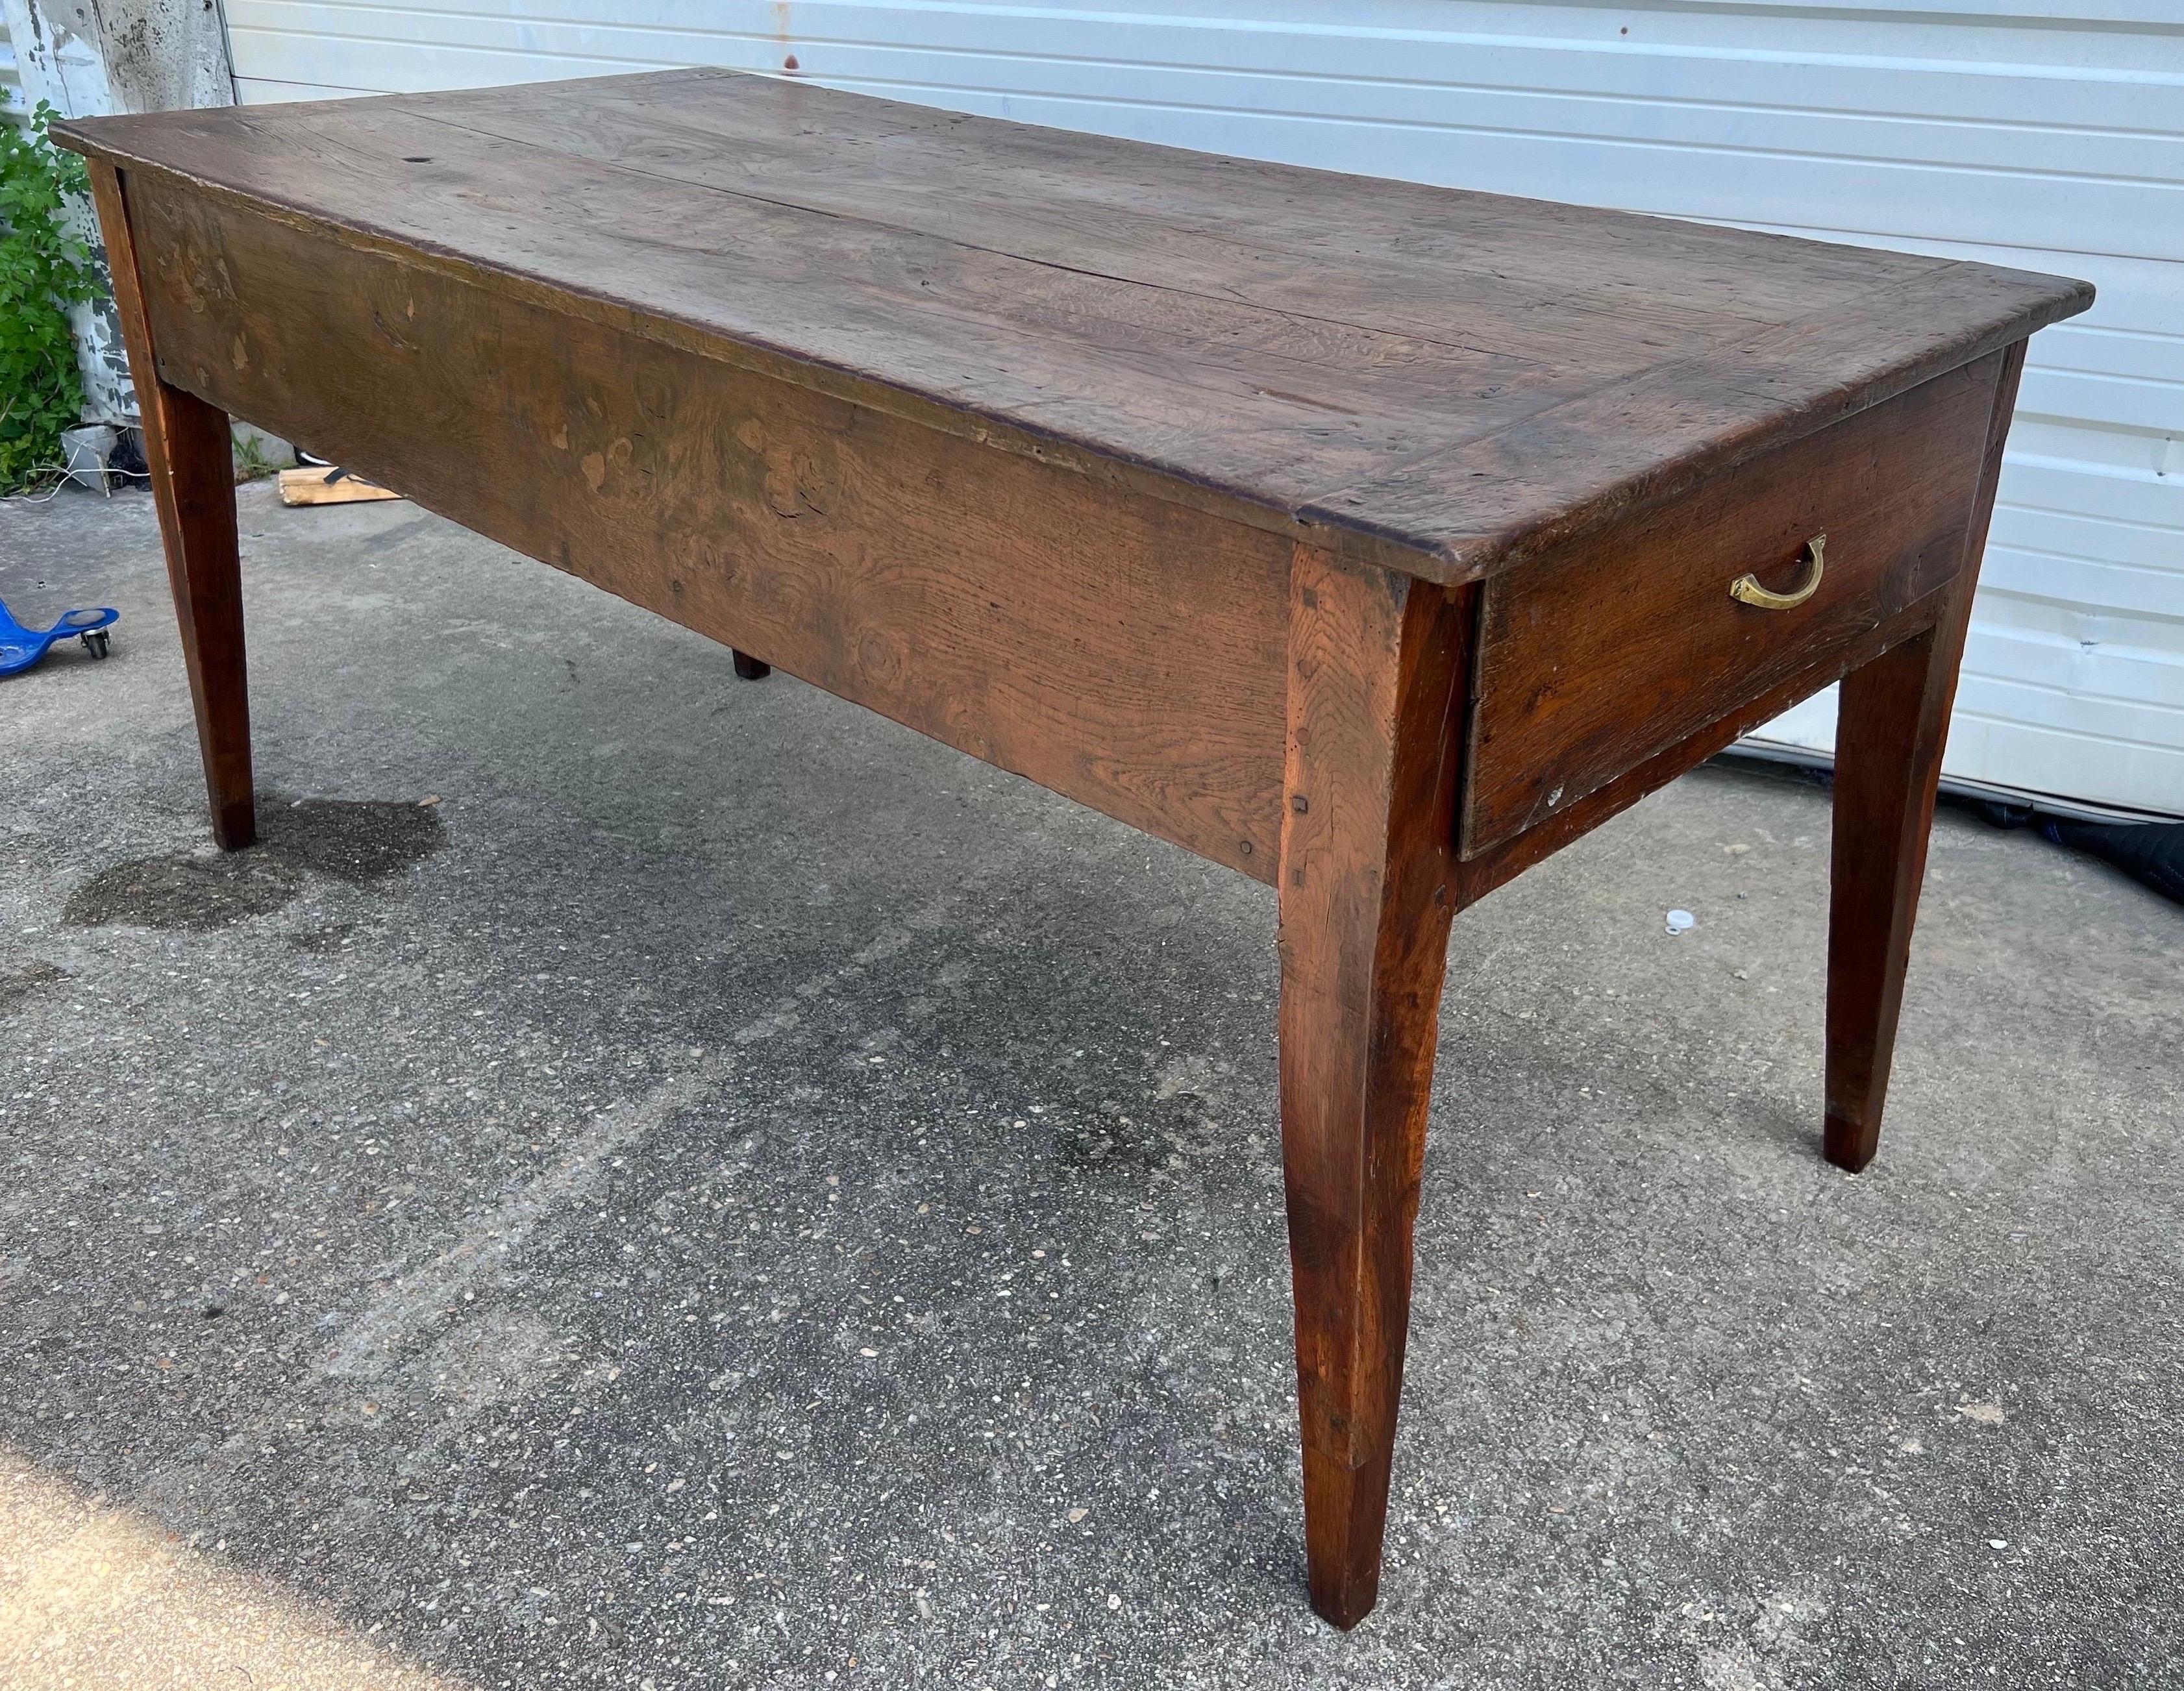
[82,630,111,660]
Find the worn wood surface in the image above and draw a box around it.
[1453,586,1957,911]
[87,161,255,851]
[1826,344,2028,1174]
[127,171,1291,880]
[1466,351,2007,856]
[53,69,2089,584]
[1277,551,1472,1627]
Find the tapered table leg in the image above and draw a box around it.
[1825,343,2024,1172]
[87,161,254,850]
[1824,588,1977,1172]
[1277,545,1472,1628]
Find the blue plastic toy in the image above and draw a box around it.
[0,596,118,678]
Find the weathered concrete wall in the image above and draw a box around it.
[1,0,234,424]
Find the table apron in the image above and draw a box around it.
[125,169,1296,883]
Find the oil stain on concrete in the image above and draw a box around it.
[62,798,447,930]
[60,850,304,930]
[259,795,449,885]
[0,959,69,1016]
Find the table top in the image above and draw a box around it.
[60,69,2089,584]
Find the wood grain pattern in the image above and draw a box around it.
[1826,343,2028,1173]
[1465,352,2005,857]
[1452,585,1960,912]
[1278,549,1472,1627]
[128,173,1292,879]
[1300,267,2065,576]
[52,70,2091,587]
[88,162,254,851]
[396,69,1932,345]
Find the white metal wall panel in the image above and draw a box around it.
[1,16,21,121]
[222,0,2184,815]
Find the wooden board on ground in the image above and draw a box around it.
[278,465,403,506]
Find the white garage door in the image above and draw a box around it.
[1,16,22,120]
[225,0,2184,817]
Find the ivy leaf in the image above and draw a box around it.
[0,99,103,491]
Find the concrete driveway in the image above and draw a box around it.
[3,480,2178,1688]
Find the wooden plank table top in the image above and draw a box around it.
[58,68,2085,580]
[58,69,2090,1631]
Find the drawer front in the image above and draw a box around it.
[1462,351,2005,857]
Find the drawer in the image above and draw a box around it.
[1461,351,2005,858]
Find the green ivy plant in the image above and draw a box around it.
[0,102,99,495]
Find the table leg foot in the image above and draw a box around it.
[1825,603,1972,1174]
[1301,1440,1397,1629]
[164,386,254,853]
[732,648,771,681]
[1824,346,2022,1174]
[1277,547,1472,1629]
[88,161,254,851]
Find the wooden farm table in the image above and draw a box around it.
[60,71,2089,1627]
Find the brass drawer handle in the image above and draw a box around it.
[1730,534,1826,610]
